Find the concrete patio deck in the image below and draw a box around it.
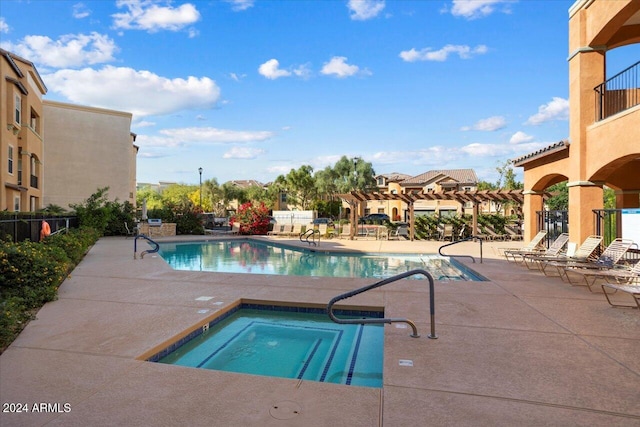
[1,235,638,426]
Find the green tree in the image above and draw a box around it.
[546,182,568,210]
[275,165,317,209]
[333,156,376,193]
[136,185,164,210]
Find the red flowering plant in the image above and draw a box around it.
[230,202,270,235]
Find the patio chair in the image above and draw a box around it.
[550,238,635,283]
[289,223,303,237]
[502,230,548,263]
[483,226,506,241]
[537,235,603,275]
[560,239,637,286]
[573,260,640,292]
[601,278,640,309]
[267,223,283,236]
[231,222,241,235]
[439,224,454,241]
[520,233,570,269]
[317,224,328,237]
[338,224,351,239]
[504,226,523,241]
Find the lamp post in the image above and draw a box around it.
[198,167,203,210]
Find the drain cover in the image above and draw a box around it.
[269,401,302,420]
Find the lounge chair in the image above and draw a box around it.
[550,238,635,283]
[536,235,603,275]
[502,230,548,263]
[483,226,507,241]
[267,224,283,236]
[602,277,640,309]
[289,223,303,237]
[574,261,640,293]
[338,224,351,239]
[560,239,637,288]
[439,224,454,241]
[124,221,138,239]
[230,222,241,235]
[504,226,523,241]
[317,224,328,237]
[520,233,570,269]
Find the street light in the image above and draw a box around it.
[198,167,203,209]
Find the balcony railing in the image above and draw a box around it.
[594,61,640,121]
[30,174,38,189]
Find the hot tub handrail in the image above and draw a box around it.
[438,236,483,263]
[134,234,160,259]
[327,269,437,339]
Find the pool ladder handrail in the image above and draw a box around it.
[300,228,319,246]
[438,236,483,263]
[134,234,160,259]
[327,269,437,339]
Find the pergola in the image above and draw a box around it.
[338,189,541,240]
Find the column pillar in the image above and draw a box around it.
[567,181,603,244]
[522,190,544,242]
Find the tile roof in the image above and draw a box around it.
[377,172,413,182]
[227,180,265,188]
[400,169,478,186]
[512,140,569,166]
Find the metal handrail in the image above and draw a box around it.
[300,228,319,246]
[438,236,483,263]
[327,269,437,339]
[134,234,160,259]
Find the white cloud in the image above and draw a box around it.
[0,18,10,33]
[160,127,274,144]
[225,0,254,11]
[461,115,506,131]
[2,33,117,69]
[525,97,569,125]
[223,147,266,159]
[400,44,488,62]
[44,66,220,117]
[509,131,534,144]
[348,0,385,21]
[112,0,201,32]
[293,63,312,79]
[370,146,457,166]
[321,56,364,78]
[258,59,292,79]
[229,72,246,82]
[450,0,512,20]
[133,120,156,128]
[72,3,91,19]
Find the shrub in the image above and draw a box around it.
[0,227,98,352]
[231,202,270,235]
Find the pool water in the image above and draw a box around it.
[156,307,384,388]
[157,239,485,280]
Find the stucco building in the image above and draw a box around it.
[0,49,47,212]
[515,0,640,243]
[42,101,138,209]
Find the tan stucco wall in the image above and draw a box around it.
[42,101,136,209]
[0,51,47,211]
[519,0,639,243]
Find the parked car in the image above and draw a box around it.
[312,217,334,225]
[359,213,390,224]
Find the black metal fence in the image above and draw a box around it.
[0,215,78,243]
[594,60,640,121]
[536,210,569,248]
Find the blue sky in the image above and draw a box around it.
[1,0,638,186]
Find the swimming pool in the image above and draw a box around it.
[151,304,384,388]
[157,239,485,280]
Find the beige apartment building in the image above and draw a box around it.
[515,0,640,243]
[1,49,138,213]
[42,101,138,209]
[363,169,479,221]
[1,49,47,211]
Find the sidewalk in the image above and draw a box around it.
[1,236,638,426]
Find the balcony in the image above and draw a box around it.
[594,61,640,121]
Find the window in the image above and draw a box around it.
[377,177,385,186]
[8,146,14,174]
[280,193,287,203]
[14,196,20,212]
[14,94,21,125]
[377,208,385,214]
